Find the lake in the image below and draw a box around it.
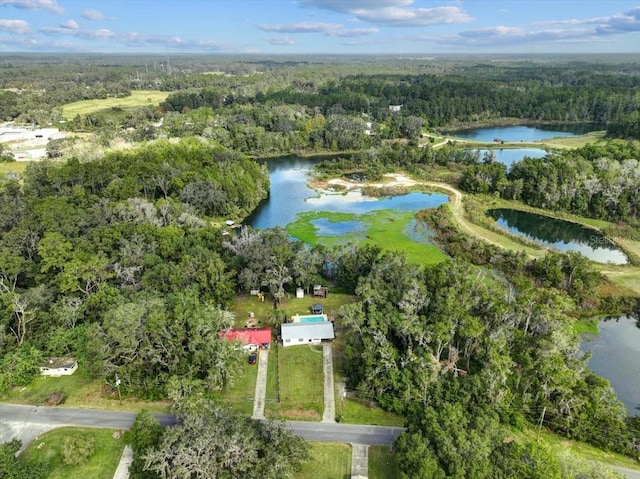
[465,148,548,167]
[247,156,448,230]
[486,208,628,264]
[452,124,587,142]
[581,316,640,416]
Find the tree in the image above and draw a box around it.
[62,433,96,465]
[143,398,309,479]
[125,410,164,479]
[0,439,46,479]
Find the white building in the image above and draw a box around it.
[281,322,335,347]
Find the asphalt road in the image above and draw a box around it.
[0,403,403,450]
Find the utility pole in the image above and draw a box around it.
[115,373,122,404]
[536,406,546,442]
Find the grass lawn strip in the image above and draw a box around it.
[20,427,124,479]
[61,90,169,119]
[295,442,352,479]
[265,345,324,421]
[368,445,400,479]
[2,374,170,413]
[217,355,258,416]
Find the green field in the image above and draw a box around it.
[216,354,258,415]
[20,427,124,479]
[287,209,448,265]
[265,344,324,421]
[0,161,28,176]
[295,442,352,479]
[61,90,169,119]
[369,446,400,479]
[2,374,170,413]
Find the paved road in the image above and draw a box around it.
[0,403,403,448]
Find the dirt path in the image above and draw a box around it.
[320,173,640,295]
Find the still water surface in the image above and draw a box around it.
[247,157,448,230]
[581,316,640,416]
[487,208,628,264]
[452,125,585,142]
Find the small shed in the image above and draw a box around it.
[311,303,324,314]
[39,357,78,377]
[296,287,304,299]
[281,322,334,347]
[313,285,328,298]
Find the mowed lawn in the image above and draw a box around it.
[61,90,169,119]
[265,344,324,421]
[295,442,352,479]
[2,374,170,413]
[217,353,259,415]
[20,427,125,479]
[368,446,400,479]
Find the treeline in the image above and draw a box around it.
[459,140,640,223]
[334,246,640,476]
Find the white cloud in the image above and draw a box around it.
[298,0,472,27]
[61,19,78,30]
[40,25,115,39]
[267,35,295,45]
[0,0,63,14]
[259,21,378,37]
[81,8,109,21]
[260,21,342,33]
[0,18,32,34]
[443,6,640,49]
[298,0,413,12]
[353,6,473,27]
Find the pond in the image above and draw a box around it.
[247,156,448,230]
[451,124,590,142]
[486,208,628,264]
[581,316,640,416]
[465,148,548,167]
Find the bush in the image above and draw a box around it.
[62,433,95,465]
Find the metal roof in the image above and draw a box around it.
[281,322,335,341]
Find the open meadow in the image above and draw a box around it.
[61,90,169,119]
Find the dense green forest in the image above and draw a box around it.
[1,55,640,478]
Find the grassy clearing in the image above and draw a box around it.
[20,427,124,479]
[61,90,169,119]
[574,318,599,335]
[295,442,352,479]
[0,161,28,176]
[368,446,400,479]
[265,345,324,421]
[3,374,170,413]
[216,355,258,415]
[287,209,448,265]
[519,427,640,471]
[231,291,357,329]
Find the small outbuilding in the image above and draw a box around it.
[311,303,324,314]
[281,322,334,347]
[39,357,78,377]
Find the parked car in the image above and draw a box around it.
[248,353,257,365]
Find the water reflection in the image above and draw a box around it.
[487,208,628,264]
[581,316,640,416]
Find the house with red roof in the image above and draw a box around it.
[220,327,271,351]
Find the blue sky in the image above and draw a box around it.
[1,0,639,54]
